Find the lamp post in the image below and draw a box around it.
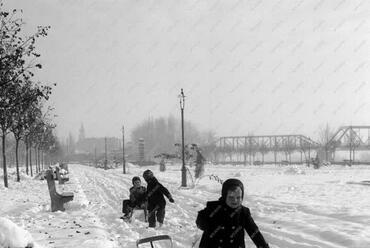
[122,125,126,174]
[179,89,187,187]
[104,137,107,170]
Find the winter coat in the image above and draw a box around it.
[145,177,172,208]
[195,150,205,165]
[196,200,269,248]
[129,186,147,207]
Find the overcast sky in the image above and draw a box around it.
[6,0,370,141]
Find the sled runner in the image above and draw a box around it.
[347,180,370,186]
[120,208,147,223]
[119,215,132,223]
[136,234,173,248]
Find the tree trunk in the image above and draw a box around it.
[35,147,38,173]
[38,148,41,171]
[243,151,246,166]
[2,134,8,188]
[353,148,356,163]
[41,150,43,170]
[39,149,42,171]
[40,149,42,170]
[15,139,20,182]
[29,146,33,177]
[25,139,29,175]
[43,152,46,170]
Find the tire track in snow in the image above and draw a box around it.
[157,175,343,248]
[72,165,141,247]
[247,196,358,248]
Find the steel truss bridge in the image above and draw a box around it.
[325,126,370,163]
[213,126,370,165]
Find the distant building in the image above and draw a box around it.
[78,124,86,142]
[75,137,121,154]
[74,124,121,154]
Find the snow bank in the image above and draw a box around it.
[0,217,41,248]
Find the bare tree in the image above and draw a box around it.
[317,123,336,162]
[0,4,50,187]
[282,138,295,164]
[10,81,52,181]
[259,143,268,165]
[131,116,209,159]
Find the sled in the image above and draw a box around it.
[120,208,147,223]
[119,215,132,223]
[136,234,173,248]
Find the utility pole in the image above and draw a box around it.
[179,89,186,187]
[104,137,108,170]
[122,125,126,174]
[94,146,97,167]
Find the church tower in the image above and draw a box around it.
[78,123,86,142]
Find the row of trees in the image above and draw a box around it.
[1,3,60,187]
[129,119,337,164]
[131,116,217,159]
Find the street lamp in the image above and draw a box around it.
[179,89,187,187]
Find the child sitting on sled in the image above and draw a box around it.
[121,176,147,221]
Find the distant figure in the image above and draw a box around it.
[313,154,320,169]
[121,176,147,221]
[196,178,270,248]
[143,169,174,228]
[159,157,166,172]
[194,148,206,178]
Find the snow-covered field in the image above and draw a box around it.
[1,163,370,248]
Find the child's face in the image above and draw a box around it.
[225,187,243,209]
[133,180,141,187]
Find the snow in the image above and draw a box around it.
[0,217,36,248]
[1,163,370,247]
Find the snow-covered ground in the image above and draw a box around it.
[1,163,370,248]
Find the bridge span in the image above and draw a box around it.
[213,126,370,165]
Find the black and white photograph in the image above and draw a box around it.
[1,0,370,247]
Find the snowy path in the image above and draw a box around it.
[69,164,370,248]
[70,164,202,248]
[1,163,370,247]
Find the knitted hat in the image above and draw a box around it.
[221,178,244,200]
[143,170,154,180]
[132,176,141,185]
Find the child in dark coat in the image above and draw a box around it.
[196,178,270,248]
[143,169,174,228]
[194,148,206,178]
[121,176,147,221]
